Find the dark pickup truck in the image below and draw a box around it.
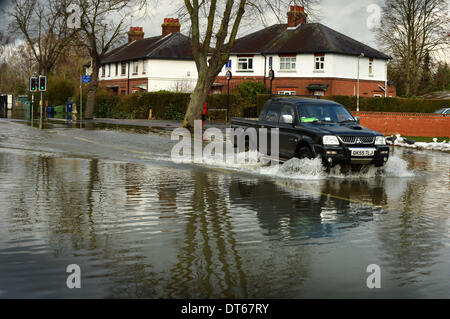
[231,97,390,169]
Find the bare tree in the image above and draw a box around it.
[70,0,144,119]
[180,0,320,130]
[9,0,75,76]
[376,0,449,96]
[0,30,14,90]
[0,31,13,57]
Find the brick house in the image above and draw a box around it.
[216,5,396,97]
[98,6,395,97]
[98,19,197,95]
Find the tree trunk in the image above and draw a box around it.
[183,70,215,131]
[85,59,100,120]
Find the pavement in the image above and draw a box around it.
[48,117,230,130]
[93,118,184,128]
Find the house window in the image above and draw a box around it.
[115,63,118,76]
[133,62,138,75]
[101,65,105,77]
[121,62,126,75]
[107,64,110,77]
[278,91,296,95]
[369,59,374,75]
[142,61,146,74]
[280,57,296,70]
[315,55,325,71]
[237,57,253,71]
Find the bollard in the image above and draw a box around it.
[202,102,208,128]
[202,102,208,141]
[66,102,73,121]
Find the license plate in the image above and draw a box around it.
[351,149,375,157]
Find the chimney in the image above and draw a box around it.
[128,27,144,43]
[162,18,181,37]
[287,5,307,29]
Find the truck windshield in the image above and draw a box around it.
[296,104,355,124]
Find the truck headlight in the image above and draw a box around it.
[323,135,340,146]
[375,136,386,145]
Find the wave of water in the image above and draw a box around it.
[172,150,416,180]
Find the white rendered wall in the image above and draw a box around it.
[99,59,199,92]
[147,59,198,92]
[219,54,387,82]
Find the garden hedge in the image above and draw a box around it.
[93,90,450,121]
[256,94,450,116]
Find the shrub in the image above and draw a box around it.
[94,90,122,118]
[146,91,190,119]
[207,94,242,120]
[47,77,75,106]
[235,81,269,108]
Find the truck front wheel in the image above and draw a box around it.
[296,146,313,159]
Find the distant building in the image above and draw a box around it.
[98,6,396,97]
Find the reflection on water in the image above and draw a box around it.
[0,121,449,298]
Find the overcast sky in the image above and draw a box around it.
[131,0,386,48]
[1,0,448,61]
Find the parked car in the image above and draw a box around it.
[231,97,390,169]
[434,108,450,115]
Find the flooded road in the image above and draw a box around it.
[0,119,449,298]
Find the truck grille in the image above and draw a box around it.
[338,136,375,145]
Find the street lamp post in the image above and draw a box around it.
[357,53,364,112]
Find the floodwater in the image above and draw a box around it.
[0,118,449,298]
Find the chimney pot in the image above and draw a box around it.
[162,17,181,37]
[288,6,307,28]
[128,26,144,43]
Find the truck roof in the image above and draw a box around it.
[268,97,342,106]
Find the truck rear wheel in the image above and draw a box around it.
[296,146,313,159]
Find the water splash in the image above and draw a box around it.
[383,155,416,177]
[260,157,326,180]
[185,151,416,180]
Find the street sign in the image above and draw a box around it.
[226,60,232,70]
[82,75,91,83]
[226,70,232,81]
[269,56,273,68]
[269,69,275,81]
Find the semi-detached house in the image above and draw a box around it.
[216,5,396,97]
[98,6,396,97]
[98,19,197,95]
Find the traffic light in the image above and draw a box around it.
[29,77,38,92]
[39,75,46,92]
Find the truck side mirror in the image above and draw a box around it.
[280,114,293,125]
[355,116,360,125]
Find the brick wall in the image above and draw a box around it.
[354,112,450,137]
[215,76,397,97]
[99,78,148,95]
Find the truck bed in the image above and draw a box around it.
[231,117,260,128]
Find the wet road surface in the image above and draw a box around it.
[0,118,449,298]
